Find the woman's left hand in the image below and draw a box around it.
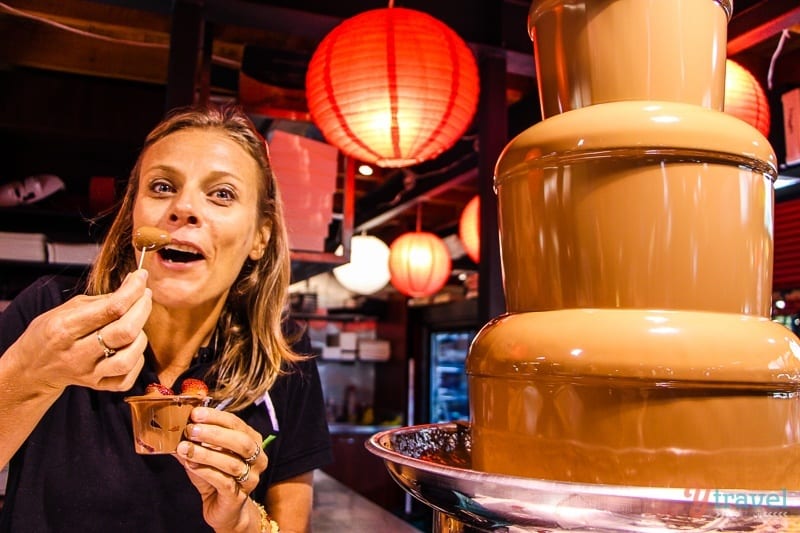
[174,406,268,531]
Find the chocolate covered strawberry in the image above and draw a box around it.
[144,383,174,396]
[180,378,209,397]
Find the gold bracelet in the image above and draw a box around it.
[251,500,280,533]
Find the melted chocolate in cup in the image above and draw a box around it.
[125,395,203,454]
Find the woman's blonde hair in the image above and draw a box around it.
[86,103,302,411]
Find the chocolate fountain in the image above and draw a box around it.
[367,0,800,530]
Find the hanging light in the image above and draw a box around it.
[388,205,452,298]
[333,235,391,295]
[305,6,480,168]
[389,232,452,298]
[724,59,771,138]
[459,195,480,263]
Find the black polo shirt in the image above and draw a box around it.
[0,275,333,532]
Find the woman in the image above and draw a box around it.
[0,104,332,532]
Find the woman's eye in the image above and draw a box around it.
[212,187,236,202]
[149,180,175,194]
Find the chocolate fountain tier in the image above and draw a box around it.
[529,0,732,118]
[367,423,800,532]
[467,309,800,490]
[495,100,776,315]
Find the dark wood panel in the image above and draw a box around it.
[322,432,406,514]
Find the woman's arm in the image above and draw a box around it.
[0,346,64,466]
[266,471,314,533]
[0,270,151,466]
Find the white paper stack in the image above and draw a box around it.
[46,242,101,265]
[321,346,356,361]
[339,332,358,351]
[268,130,338,252]
[0,231,47,262]
[358,339,391,362]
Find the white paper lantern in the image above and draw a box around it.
[333,235,391,295]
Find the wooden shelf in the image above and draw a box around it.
[0,205,108,243]
[290,312,378,323]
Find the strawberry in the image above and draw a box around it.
[145,383,174,396]
[180,378,209,397]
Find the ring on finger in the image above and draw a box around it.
[243,443,261,465]
[96,330,117,358]
[234,461,251,484]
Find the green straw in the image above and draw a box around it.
[262,435,277,449]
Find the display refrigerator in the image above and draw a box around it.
[427,329,476,422]
[408,299,479,425]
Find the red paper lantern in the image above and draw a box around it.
[724,59,771,138]
[389,231,452,298]
[459,195,480,263]
[306,7,480,168]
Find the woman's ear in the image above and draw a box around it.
[249,224,270,261]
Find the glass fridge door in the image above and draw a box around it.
[429,330,476,423]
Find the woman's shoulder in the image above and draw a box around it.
[0,274,85,354]
[275,318,321,381]
[282,316,311,355]
[13,274,86,310]
[9,274,84,310]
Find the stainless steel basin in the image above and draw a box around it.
[366,423,800,532]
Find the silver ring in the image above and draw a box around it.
[96,331,116,358]
[243,444,261,465]
[234,462,251,484]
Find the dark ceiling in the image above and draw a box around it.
[1,0,800,283]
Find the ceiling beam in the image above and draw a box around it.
[165,0,205,110]
[0,6,169,83]
[728,0,800,56]
[354,168,478,234]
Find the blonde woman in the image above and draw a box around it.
[0,104,332,532]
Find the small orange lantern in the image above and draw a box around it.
[389,231,452,298]
[724,59,771,138]
[306,7,479,167]
[459,195,480,263]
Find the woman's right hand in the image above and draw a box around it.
[8,269,152,393]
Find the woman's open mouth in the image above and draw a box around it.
[157,245,204,263]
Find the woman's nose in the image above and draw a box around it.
[169,211,198,225]
[168,194,200,225]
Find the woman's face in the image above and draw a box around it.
[132,128,268,310]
